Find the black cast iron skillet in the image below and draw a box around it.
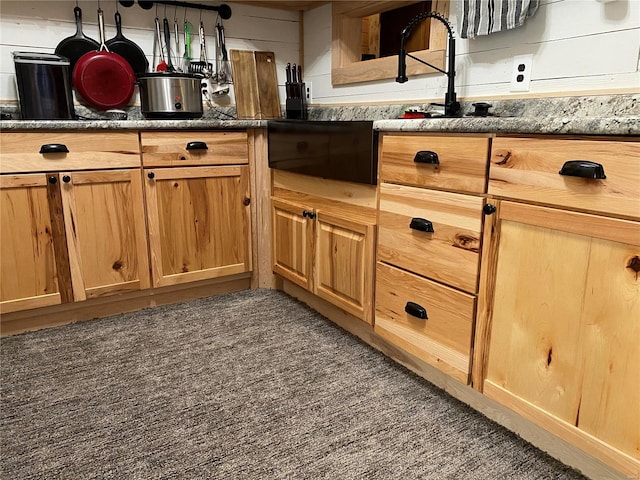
[54,6,100,73]
[105,11,149,74]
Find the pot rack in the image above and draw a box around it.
[119,0,232,19]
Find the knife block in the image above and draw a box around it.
[286,85,307,120]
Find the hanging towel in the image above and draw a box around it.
[456,0,540,39]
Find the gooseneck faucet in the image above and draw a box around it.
[396,11,460,117]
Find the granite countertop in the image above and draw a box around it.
[1,94,638,136]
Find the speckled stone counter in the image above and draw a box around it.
[1,94,638,136]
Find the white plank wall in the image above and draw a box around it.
[303,0,640,104]
[0,0,300,105]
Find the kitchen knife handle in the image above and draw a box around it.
[405,301,428,320]
[558,160,606,179]
[186,141,208,151]
[414,150,439,165]
[409,218,434,233]
[40,144,69,154]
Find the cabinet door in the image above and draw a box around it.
[145,166,252,287]
[482,201,640,474]
[271,198,314,291]
[0,174,64,313]
[315,211,375,324]
[60,170,150,300]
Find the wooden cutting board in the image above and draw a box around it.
[230,50,282,120]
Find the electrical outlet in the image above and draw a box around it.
[305,81,312,103]
[510,54,533,92]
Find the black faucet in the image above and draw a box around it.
[396,11,460,117]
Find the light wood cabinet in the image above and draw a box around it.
[474,136,640,477]
[271,196,376,324]
[1,174,63,313]
[59,170,150,300]
[144,166,252,287]
[375,133,490,382]
[271,172,377,324]
[0,132,148,315]
[476,200,640,476]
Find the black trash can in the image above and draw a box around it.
[13,52,75,120]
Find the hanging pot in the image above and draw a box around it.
[73,8,135,110]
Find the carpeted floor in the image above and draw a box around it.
[1,289,587,479]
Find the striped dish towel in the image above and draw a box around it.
[456,0,540,39]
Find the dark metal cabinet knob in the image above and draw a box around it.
[405,301,428,320]
[186,141,208,151]
[413,150,439,165]
[39,144,69,154]
[147,172,155,179]
[62,175,71,183]
[483,203,497,215]
[410,217,434,233]
[48,176,57,184]
[559,160,606,180]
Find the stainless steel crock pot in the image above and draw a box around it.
[137,72,204,119]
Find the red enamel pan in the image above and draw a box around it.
[73,8,135,110]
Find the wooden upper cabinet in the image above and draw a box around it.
[59,170,151,300]
[140,131,249,167]
[481,201,640,476]
[0,174,62,314]
[380,134,490,194]
[145,166,252,287]
[489,137,640,219]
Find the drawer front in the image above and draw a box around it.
[374,262,475,383]
[0,132,140,173]
[378,182,483,293]
[141,131,248,167]
[380,134,490,193]
[489,137,640,219]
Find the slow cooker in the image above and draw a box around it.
[137,72,204,119]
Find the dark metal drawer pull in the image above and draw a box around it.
[410,217,434,233]
[39,144,69,154]
[186,141,208,151]
[559,160,606,179]
[405,301,428,320]
[413,150,439,165]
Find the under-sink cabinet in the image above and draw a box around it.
[0,132,149,313]
[271,171,377,324]
[140,131,252,287]
[374,133,491,384]
[474,136,640,476]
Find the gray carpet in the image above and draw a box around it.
[1,289,586,480]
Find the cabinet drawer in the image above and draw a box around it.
[140,131,248,166]
[374,262,475,383]
[380,134,490,193]
[378,183,483,293]
[0,132,140,173]
[489,137,640,219]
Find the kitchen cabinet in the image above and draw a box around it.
[0,132,148,314]
[140,131,252,288]
[271,172,377,324]
[374,133,490,383]
[474,136,640,476]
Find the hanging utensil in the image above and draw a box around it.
[215,21,231,85]
[210,20,229,96]
[154,15,167,71]
[163,17,175,72]
[189,21,212,76]
[173,7,182,72]
[183,16,193,72]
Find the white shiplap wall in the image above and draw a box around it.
[303,0,640,104]
[0,0,300,104]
